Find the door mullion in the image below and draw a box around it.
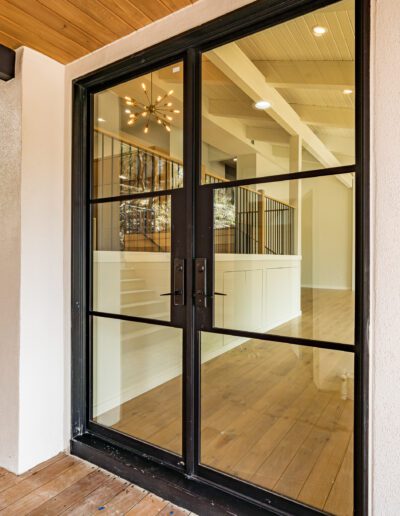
[182,47,201,476]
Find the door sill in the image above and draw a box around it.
[70,433,277,515]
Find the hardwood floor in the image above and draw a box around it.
[99,288,355,515]
[0,454,192,516]
[272,287,355,344]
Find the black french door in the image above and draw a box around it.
[71,1,369,514]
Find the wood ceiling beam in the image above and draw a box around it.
[245,126,290,145]
[209,99,354,129]
[207,43,352,187]
[253,60,354,91]
[291,104,354,128]
[0,43,15,81]
[208,99,266,118]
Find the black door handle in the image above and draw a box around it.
[161,258,185,306]
[160,290,182,296]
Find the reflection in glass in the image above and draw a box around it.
[93,61,184,198]
[213,174,355,344]
[201,0,355,183]
[92,196,171,320]
[200,333,354,514]
[93,317,182,455]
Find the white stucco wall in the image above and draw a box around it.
[0,50,21,473]
[371,0,400,513]
[0,47,65,474]
[18,47,65,473]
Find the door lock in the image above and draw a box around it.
[160,258,185,306]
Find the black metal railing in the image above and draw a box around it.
[94,129,294,255]
[265,197,294,255]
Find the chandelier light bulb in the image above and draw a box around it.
[124,73,179,134]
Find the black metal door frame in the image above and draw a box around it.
[71,1,370,514]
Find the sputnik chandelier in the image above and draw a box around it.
[124,73,180,134]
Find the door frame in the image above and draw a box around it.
[71,0,370,514]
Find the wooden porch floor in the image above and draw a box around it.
[0,454,192,515]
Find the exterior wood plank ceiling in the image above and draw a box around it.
[0,0,198,63]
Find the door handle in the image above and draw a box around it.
[172,258,185,306]
[194,258,227,308]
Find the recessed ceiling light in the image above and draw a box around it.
[233,157,238,162]
[343,89,353,95]
[97,117,106,122]
[254,100,271,110]
[312,26,328,37]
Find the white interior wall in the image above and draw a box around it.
[301,175,353,290]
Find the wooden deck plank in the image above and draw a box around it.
[27,469,109,515]
[99,483,147,514]
[61,476,127,515]
[2,461,94,514]
[0,453,65,494]
[0,455,76,509]
[0,455,191,515]
[158,502,191,515]
[125,492,168,515]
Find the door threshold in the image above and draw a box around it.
[71,433,277,516]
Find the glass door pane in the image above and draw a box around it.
[93,317,183,455]
[90,60,185,457]
[92,194,172,321]
[213,174,355,345]
[200,333,354,514]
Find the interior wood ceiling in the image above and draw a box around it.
[0,0,198,64]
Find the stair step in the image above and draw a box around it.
[121,312,170,332]
[122,325,174,346]
[121,300,169,317]
[121,289,156,303]
[120,269,138,280]
[121,278,146,291]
